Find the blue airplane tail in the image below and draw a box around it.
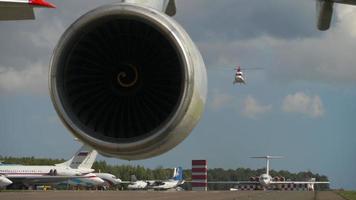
[172,167,183,181]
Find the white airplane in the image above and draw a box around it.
[207,156,329,190]
[317,0,356,30]
[125,167,184,190]
[0,145,104,189]
[149,167,185,190]
[0,0,55,20]
[126,175,148,190]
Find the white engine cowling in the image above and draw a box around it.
[50,3,207,160]
[0,175,12,187]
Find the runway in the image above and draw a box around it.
[0,191,345,200]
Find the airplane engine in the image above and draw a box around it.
[0,175,12,187]
[280,176,285,182]
[273,176,285,182]
[249,176,259,182]
[49,3,207,160]
[316,0,334,31]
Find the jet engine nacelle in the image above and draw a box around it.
[0,175,12,187]
[249,176,259,182]
[50,3,207,160]
[273,176,285,182]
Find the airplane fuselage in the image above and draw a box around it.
[234,71,245,84]
[234,75,245,84]
[0,165,90,177]
[0,164,102,187]
[258,174,272,186]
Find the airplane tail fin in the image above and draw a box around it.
[250,156,283,176]
[131,175,137,182]
[172,167,183,181]
[56,145,98,169]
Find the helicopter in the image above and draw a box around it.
[233,65,262,85]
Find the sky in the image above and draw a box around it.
[0,0,355,189]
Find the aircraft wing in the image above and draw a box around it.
[117,181,134,184]
[271,181,330,185]
[317,0,356,30]
[0,0,55,20]
[191,181,259,185]
[7,175,89,185]
[332,0,356,5]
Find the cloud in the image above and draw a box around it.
[0,62,48,95]
[282,92,324,118]
[0,0,118,95]
[335,4,356,38]
[176,0,316,42]
[210,91,233,111]
[21,18,64,48]
[195,4,356,85]
[1,0,355,96]
[241,95,272,119]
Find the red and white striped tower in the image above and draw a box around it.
[191,160,208,191]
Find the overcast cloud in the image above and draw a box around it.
[0,1,355,95]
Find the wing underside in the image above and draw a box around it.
[0,0,55,20]
[0,6,34,20]
[271,181,330,184]
[206,181,259,184]
[317,0,356,30]
[7,175,88,185]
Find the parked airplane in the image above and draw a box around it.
[317,0,356,30]
[0,145,103,188]
[0,0,55,20]
[150,167,185,190]
[207,156,329,190]
[125,167,184,190]
[126,175,148,190]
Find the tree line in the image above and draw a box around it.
[0,156,329,190]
